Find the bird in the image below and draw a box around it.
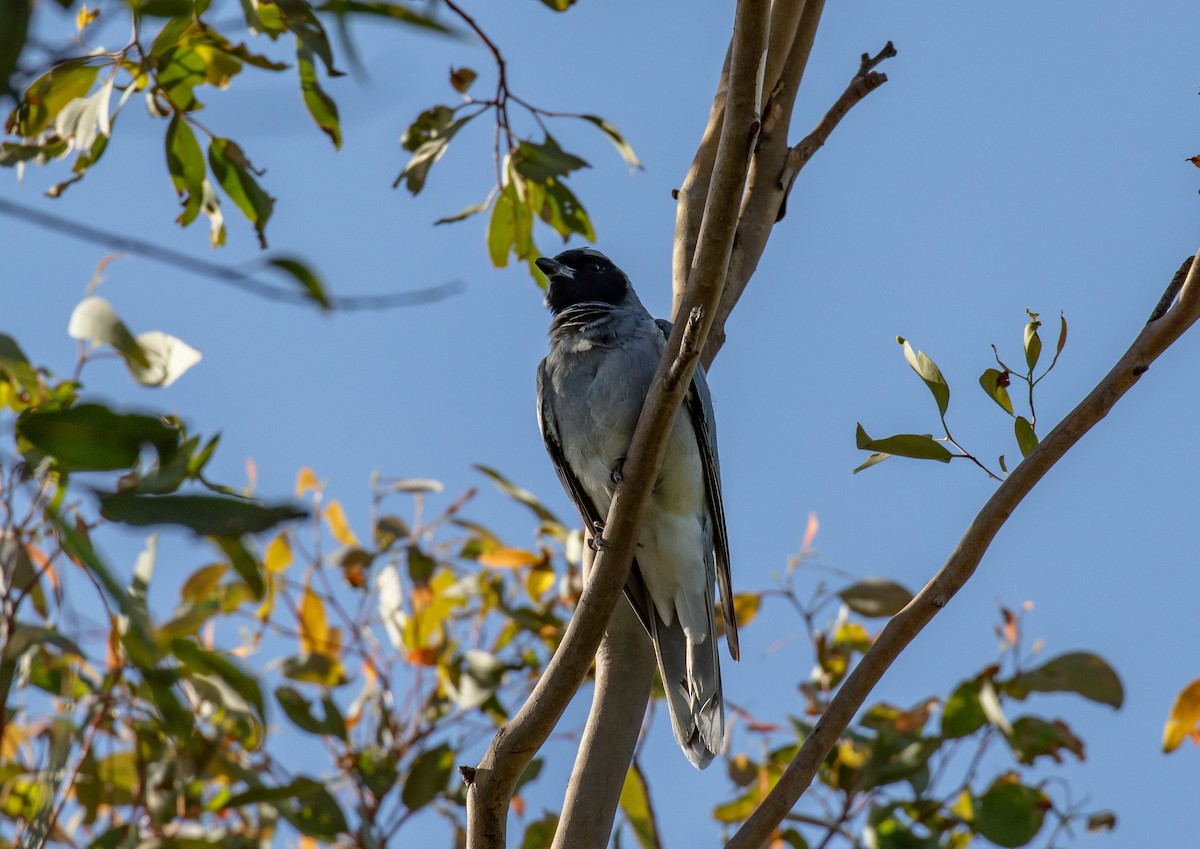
[533,246,738,769]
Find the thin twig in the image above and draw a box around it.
[0,197,464,310]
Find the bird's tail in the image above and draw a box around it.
[648,590,724,770]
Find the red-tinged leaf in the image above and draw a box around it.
[979,368,1014,415]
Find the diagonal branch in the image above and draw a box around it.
[461,3,769,846]
[725,250,1200,849]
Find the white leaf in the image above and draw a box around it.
[67,296,148,367]
[376,564,406,651]
[128,330,202,388]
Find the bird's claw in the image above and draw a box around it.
[610,456,626,486]
[588,520,611,551]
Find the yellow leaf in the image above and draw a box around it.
[732,593,762,628]
[324,501,358,546]
[1163,678,1200,752]
[298,581,330,657]
[525,563,556,599]
[296,467,320,498]
[75,4,98,33]
[299,837,319,849]
[478,546,543,568]
[950,788,974,821]
[265,535,293,573]
[836,739,868,769]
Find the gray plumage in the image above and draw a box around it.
[534,247,738,769]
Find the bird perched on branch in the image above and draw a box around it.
[534,247,738,769]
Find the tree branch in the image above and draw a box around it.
[550,562,654,849]
[463,3,769,846]
[725,250,1200,849]
[704,35,894,369]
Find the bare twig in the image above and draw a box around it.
[463,3,770,847]
[725,251,1200,849]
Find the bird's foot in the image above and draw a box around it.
[610,456,626,486]
[588,520,611,551]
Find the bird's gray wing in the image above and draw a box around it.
[536,359,653,632]
[655,319,739,661]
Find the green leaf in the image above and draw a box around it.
[67,296,151,368]
[579,114,641,170]
[619,761,660,849]
[1002,651,1124,708]
[17,404,178,471]
[276,686,347,738]
[0,0,31,101]
[712,789,760,823]
[1023,311,1042,372]
[314,0,456,32]
[434,198,492,225]
[852,452,891,474]
[520,812,559,849]
[941,678,988,738]
[296,39,341,149]
[512,134,589,182]
[897,337,950,417]
[537,0,576,9]
[10,57,99,136]
[1013,416,1038,458]
[215,535,265,599]
[401,742,455,810]
[357,745,399,798]
[407,543,435,584]
[974,778,1048,847]
[855,424,953,463]
[208,137,275,248]
[529,177,595,241]
[49,511,157,668]
[1055,313,1068,357]
[276,0,344,76]
[1008,716,1085,765]
[474,465,562,524]
[837,578,913,618]
[268,256,332,309]
[97,492,306,537]
[0,333,41,396]
[170,638,264,716]
[979,368,1014,415]
[394,106,474,194]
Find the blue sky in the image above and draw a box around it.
[5,0,1200,845]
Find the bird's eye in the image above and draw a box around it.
[589,263,603,273]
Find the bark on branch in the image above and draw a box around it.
[463,3,769,846]
[725,251,1200,849]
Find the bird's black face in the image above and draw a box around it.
[536,249,629,314]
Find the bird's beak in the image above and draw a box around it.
[535,257,574,281]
